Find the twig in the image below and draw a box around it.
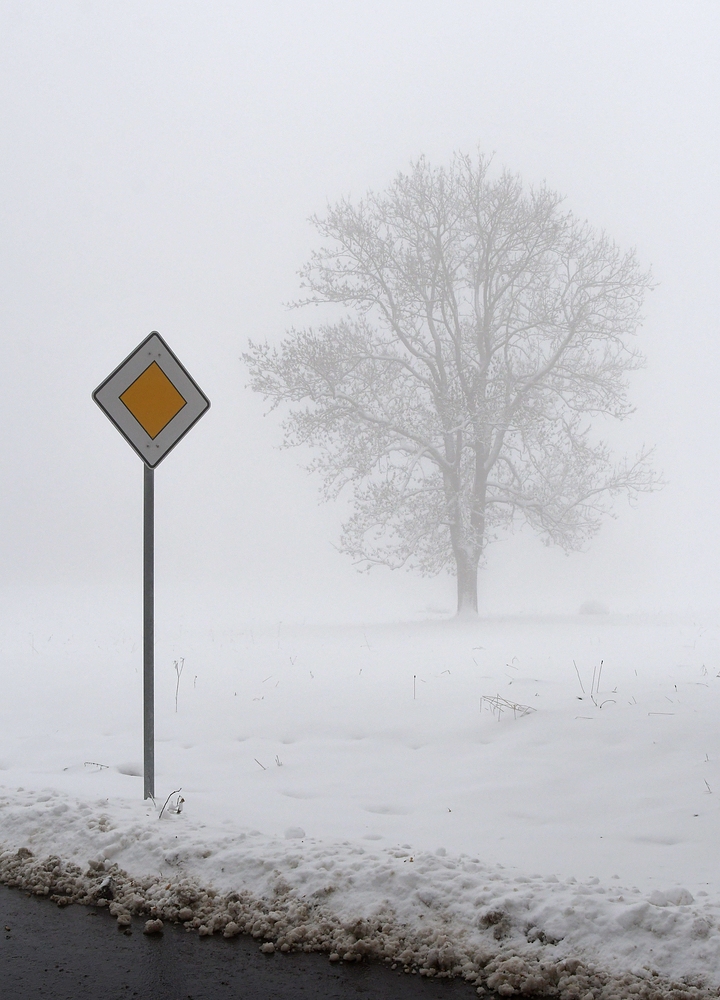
[573,660,585,694]
[174,658,185,713]
[254,758,266,770]
[159,788,183,820]
[84,761,109,770]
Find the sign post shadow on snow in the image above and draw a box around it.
[93,332,210,800]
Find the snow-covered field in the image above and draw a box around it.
[2,585,720,997]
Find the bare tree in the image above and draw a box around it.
[244,152,660,616]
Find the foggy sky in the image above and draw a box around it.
[1,1,718,619]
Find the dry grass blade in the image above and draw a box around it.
[481,694,536,721]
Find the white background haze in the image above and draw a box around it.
[0,1,718,617]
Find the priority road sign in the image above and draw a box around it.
[93,332,210,800]
[92,331,210,468]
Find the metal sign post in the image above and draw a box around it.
[93,332,210,799]
[143,464,155,800]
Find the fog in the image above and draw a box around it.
[1,1,719,620]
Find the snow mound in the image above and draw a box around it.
[1,786,720,999]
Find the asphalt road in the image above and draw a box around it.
[0,884,488,1000]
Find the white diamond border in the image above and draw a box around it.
[93,332,210,468]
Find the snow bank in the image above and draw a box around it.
[2,785,719,999]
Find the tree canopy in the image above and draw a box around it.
[244,152,660,614]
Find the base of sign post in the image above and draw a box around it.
[143,464,155,800]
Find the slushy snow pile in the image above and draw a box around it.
[1,585,720,997]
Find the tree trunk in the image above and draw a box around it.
[455,548,479,617]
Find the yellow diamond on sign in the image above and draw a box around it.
[120,362,187,439]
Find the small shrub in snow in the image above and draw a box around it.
[480,694,536,721]
[158,789,184,820]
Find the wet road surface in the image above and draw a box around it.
[1,884,489,999]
